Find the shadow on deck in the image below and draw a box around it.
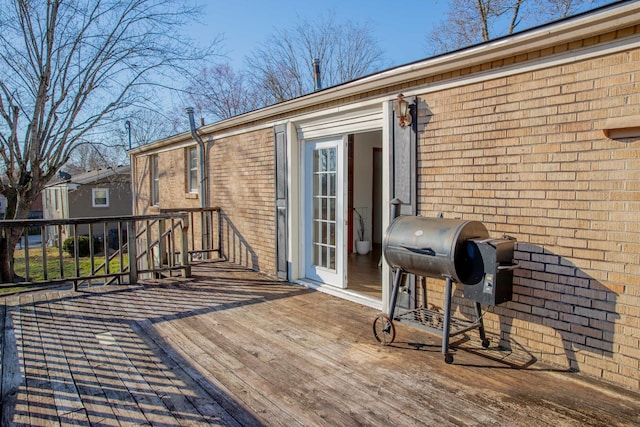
[1,261,639,426]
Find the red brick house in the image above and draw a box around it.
[130,2,640,390]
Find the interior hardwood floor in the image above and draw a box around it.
[347,243,382,299]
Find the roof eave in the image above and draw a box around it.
[129,1,640,155]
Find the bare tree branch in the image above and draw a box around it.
[0,0,215,281]
[182,64,263,121]
[426,0,609,56]
[245,11,384,105]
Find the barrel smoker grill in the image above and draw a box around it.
[373,216,518,364]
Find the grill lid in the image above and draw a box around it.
[383,216,489,284]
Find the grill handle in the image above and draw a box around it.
[498,263,519,271]
[400,245,436,256]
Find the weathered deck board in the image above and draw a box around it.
[1,261,639,426]
[2,296,29,426]
[25,292,65,426]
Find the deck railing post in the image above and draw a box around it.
[127,220,138,285]
[158,219,166,276]
[181,213,191,277]
[200,209,207,259]
[217,208,223,260]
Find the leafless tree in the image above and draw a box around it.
[182,63,264,121]
[63,144,127,175]
[245,12,385,104]
[0,0,214,282]
[64,108,176,176]
[125,109,182,147]
[426,0,610,55]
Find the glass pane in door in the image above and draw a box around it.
[312,147,337,271]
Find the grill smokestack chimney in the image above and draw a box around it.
[313,58,322,91]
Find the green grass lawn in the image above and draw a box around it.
[1,247,129,295]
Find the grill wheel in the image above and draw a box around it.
[372,314,396,345]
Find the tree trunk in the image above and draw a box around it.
[0,227,23,283]
[0,188,36,283]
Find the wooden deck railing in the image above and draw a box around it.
[0,211,219,294]
[159,207,222,261]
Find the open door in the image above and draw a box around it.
[304,136,346,286]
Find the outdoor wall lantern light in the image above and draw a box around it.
[394,93,412,128]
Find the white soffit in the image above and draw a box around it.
[295,106,383,140]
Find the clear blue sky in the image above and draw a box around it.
[187,0,450,70]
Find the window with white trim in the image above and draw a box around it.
[92,188,109,207]
[187,147,198,193]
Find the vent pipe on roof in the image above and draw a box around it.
[313,58,322,91]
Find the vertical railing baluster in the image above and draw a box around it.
[217,208,222,259]
[146,219,152,271]
[207,210,212,257]
[23,228,30,282]
[103,222,109,276]
[181,213,190,277]
[89,223,94,287]
[41,225,48,281]
[189,211,195,259]
[118,221,124,284]
[158,219,166,276]
[201,209,205,257]
[73,224,79,291]
[128,220,138,285]
[169,218,175,270]
[58,224,64,279]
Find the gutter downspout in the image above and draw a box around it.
[185,107,210,257]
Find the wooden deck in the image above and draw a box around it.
[1,261,639,426]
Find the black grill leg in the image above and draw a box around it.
[442,276,453,363]
[388,268,404,320]
[475,302,490,348]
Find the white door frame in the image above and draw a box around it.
[303,136,347,287]
[288,102,390,310]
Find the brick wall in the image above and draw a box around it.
[210,129,277,274]
[132,131,277,274]
[133,148,203,214]
[132,155,152,214]
[416,48,640,389]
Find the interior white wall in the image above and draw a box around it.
[352,131,382,247]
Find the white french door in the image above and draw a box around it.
[304,137,346,287]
